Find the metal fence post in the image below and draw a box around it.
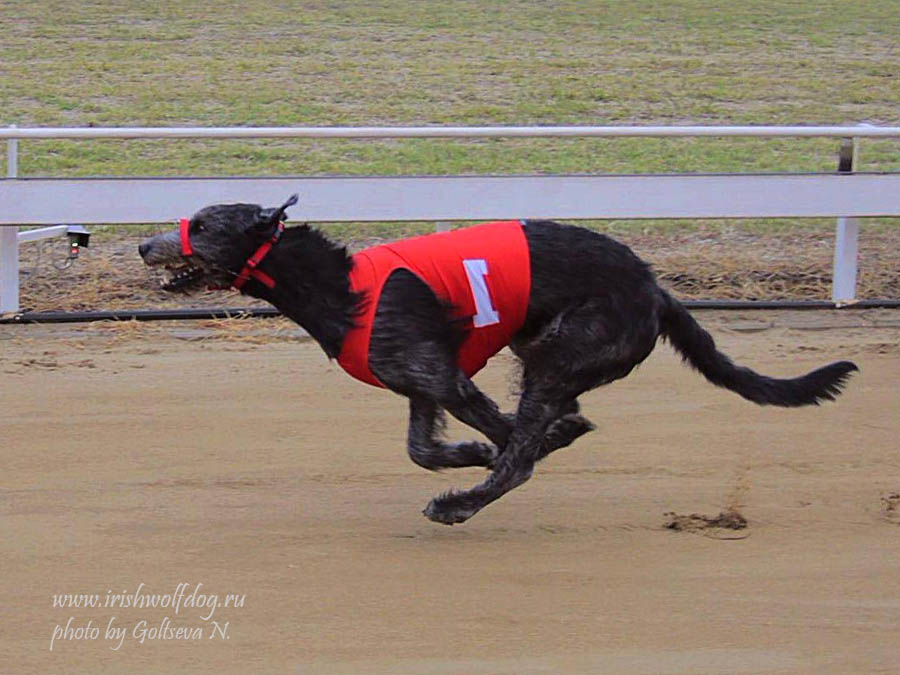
[832,136,860,304]
[0,125,20,315]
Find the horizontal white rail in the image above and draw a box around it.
[2,174,899,224]
[2,125,900,140]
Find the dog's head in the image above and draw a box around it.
[139,194,298,292]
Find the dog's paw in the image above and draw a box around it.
[545,414,595,450]
[451,440,498,469]
[423,492,479,525]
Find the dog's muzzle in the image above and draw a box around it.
[178,217,284,292]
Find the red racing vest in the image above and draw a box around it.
[337,220,531,387]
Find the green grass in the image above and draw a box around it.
[2,0,899,183]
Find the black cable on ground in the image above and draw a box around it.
[2,300,899,324]
[0,307,281,324]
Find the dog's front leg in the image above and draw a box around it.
[430,372,594,467]
[435,371,514,449]
[406,396,498,470]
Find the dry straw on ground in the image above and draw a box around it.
[16,225,900,314]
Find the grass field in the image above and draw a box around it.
[3,0,899,177]
[2,0,899,308]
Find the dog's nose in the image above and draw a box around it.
[138,242,151,258]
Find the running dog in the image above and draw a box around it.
[139,195,857,525]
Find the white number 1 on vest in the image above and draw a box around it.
[463,259,500,327]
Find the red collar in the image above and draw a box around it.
[179,218,284,291]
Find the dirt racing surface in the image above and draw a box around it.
[2,310,899,673]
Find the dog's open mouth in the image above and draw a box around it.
[161,263,206,291]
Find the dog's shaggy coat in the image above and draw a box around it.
[140,196,858,524]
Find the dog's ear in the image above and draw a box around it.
[254,194,299,232]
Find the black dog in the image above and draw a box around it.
[139,195,857,525]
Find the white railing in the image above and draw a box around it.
[2,125,900,315]
[2,125,900,139]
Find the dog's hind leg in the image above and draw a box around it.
[428,369,596,459]
[406,389,594,472]
[541,401,595,461]
[423,384,567,524]
[423,296,660,524]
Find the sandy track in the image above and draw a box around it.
[2,310,899,673]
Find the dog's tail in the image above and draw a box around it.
[659,291,858,406]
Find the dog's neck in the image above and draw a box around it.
[241,225,361,358]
